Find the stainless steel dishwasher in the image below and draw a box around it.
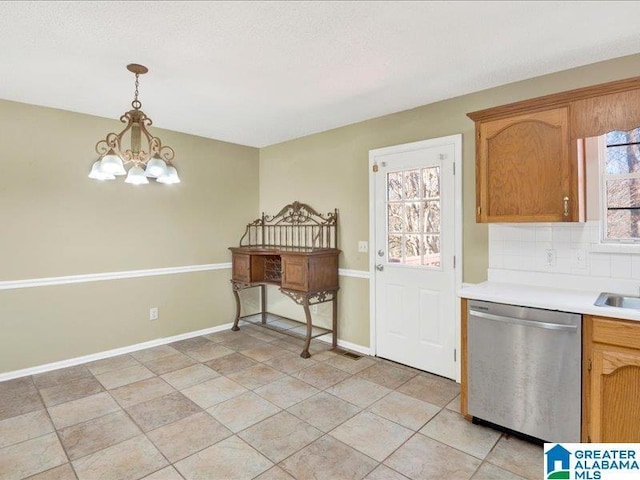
[467,299,581,442]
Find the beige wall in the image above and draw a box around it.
[0,99,259,372]
[4,53,640,372]
[259,53,640,347]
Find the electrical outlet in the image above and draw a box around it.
[358,241,368,253]
[311,305,318,314]
[149,307,159,321]
[545,249,556,267]
[571,249,586,269]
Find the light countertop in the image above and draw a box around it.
[459,282,640,322]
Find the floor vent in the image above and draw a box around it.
[333,349,361,360]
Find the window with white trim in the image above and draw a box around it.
[600,127,640,243]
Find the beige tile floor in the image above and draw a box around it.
[0,325,542,480]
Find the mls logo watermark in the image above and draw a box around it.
[544,443,640,479]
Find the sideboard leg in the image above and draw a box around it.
[231,288,241,331]
[332,291,338,348]
[301,298,313,359]
[261,284,267,324]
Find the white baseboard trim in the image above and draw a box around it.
[338,269,370,279]
[0,322,371,381]
[0,263,233,291]
[0,323,234,382]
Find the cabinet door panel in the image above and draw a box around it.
[591,348,640,442]
[281,256,308,291]
[308,254,339,291]
[478,107,571,222]
[232,254,251,282]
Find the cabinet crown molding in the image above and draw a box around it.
[467,76,640,122]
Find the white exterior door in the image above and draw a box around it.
[371,136,459,379]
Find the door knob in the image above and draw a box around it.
[375,264,384,271]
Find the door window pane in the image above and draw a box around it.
[424,235,441,267]
[404,170,420,199]
[388,203,403,233]
[423,167,440,198]
[422,201,440,234]
[406,202,420,233]
[405,235,421,265]
[388,172,403,201]
[388,235,403,263]
[385,165,441,267]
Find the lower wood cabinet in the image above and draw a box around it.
[583,315,640,442]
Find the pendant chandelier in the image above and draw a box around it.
[89,64,180,185]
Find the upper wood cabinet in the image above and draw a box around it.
[468,76,640,223]
[477,107,571,222]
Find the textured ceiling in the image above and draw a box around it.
[1,1,640,147]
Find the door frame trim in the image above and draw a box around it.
[368,134,463,381]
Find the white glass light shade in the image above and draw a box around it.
[88,160,116,180]
[100,150,126,176]
[145,155,168,178]
[157,165,180,184]
[124,165,149,185]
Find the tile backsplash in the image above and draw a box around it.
[488,221,640,281]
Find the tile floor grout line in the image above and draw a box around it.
[267,390,410,475]
[480,433,535,480]
[2,332,540,480]
[416,429,500,466]
[32,366,94,391]
[272,431,381,479]
[33,377,78,479]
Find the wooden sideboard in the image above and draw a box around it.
[229,202,341,358]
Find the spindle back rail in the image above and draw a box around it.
[238,201,338,250]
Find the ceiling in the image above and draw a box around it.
[1,1,639,148]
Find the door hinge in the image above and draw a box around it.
[372,163,379,173]
[453,256,456,268]
[453,162,456,175]
[454,349,457,362]
[588,359,592,371]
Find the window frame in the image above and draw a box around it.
[598,131,640,245]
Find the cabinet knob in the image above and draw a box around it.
[563,196,569,217]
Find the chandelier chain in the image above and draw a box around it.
[132,73,142,110]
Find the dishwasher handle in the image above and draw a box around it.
[469,310,578,332]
